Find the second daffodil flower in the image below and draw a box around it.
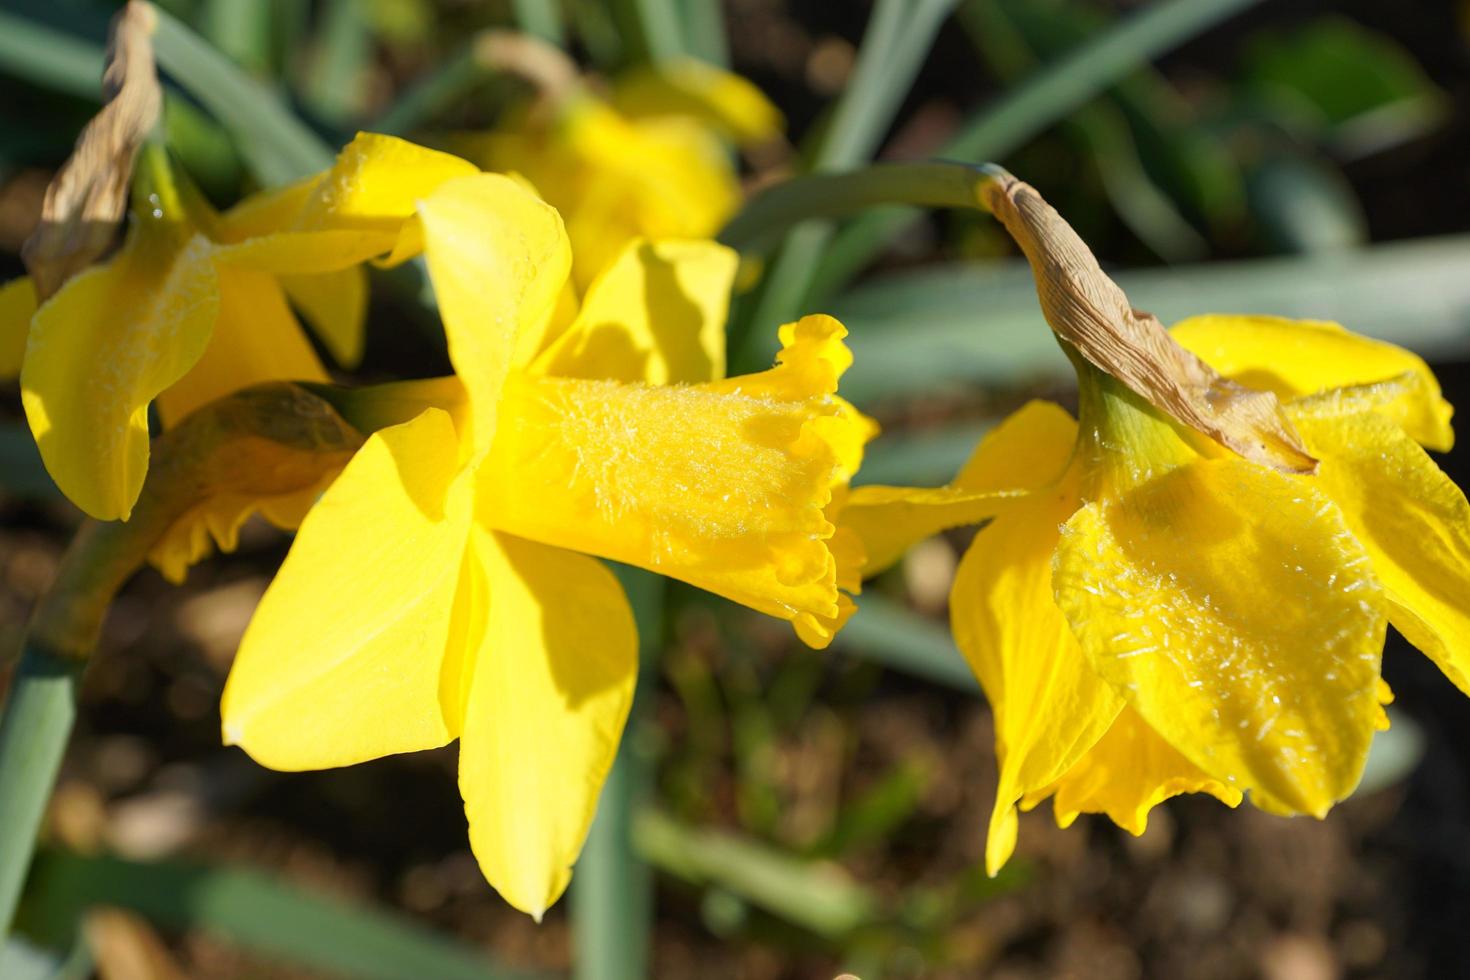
[840,172,1470,875]
[221,167,872,917]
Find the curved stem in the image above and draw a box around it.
[0,383,361,937]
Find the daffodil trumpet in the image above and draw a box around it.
[836,170,1470,875]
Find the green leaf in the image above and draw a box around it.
[836,594,977,693]
[1244,16,1447,158]
[857,421,994,488]
[511,0,566,47]
[152,7,337,185]
[200,0,275,77]
[21,850,545,980]
[1247,153,1367,254]
[832,236,1470,404]
[633,810,878,939]
[302,0,375,126]
[0,425,60,501]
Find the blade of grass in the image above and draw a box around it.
[571,568,662,980]
[152,7,336,184]
[729,0,958,371]
[512,0,566,47]
[806,0,1267,299]
[21,851,544,980]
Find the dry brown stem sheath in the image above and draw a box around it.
[980,170,1317,474]
[21,0,162,301]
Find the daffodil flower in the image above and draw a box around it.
[841,314,1469,875]
[0,134,479,525]
[220,170,870,917]
[460,57,781,289]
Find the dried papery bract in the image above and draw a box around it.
[978,169,1318,474]
[21,0,162,300]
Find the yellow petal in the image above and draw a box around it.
[281,267,368,368]
[1037,707,1243,835]
[483,316,867,640]
[418,173,571,459]
[457,528,636,919]
[0,276,37,379]
[1054,456,1386,816]
[297,132,480,233]
[534,237,737,384]
[154,267,327,427]
[1171,314,1453,450]
[842,401,1078,576]
[611,57,784,146]
[1291,408,1470,697]
[950,473,1125,875]
[222,408,472,769]
[214,175,317,242]
[20,229,219,520]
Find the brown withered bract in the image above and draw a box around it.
[21,0,162,301]
[980,169,1318,475]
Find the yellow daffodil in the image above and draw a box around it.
[0,135,479,525]
[460,56,781,289]
[841,315,1468,874]
[221,169,870,917]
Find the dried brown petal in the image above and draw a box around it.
[21,1,161,301]
[980,169,1317,475]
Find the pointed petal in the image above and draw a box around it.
[535,238,737,384]
[1292,409,1470,697]
[0,276,37,379]
[950,477,1125,875]
[215,175,317,242]
[483,316,870,640]
[842,401,1078,576]
[458,528,636,918]
[222,408,472,769]
[418,173,571,460]
[154,268,327,427]
[1054,457,1386,816]
[20,231,219,520]
[1171,314,1453,450]
[281,267,368,368]
[1036,707,1242,836]
[297,133,480,233]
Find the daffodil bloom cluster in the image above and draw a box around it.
[842,314,1470,874]
[460,56,782,289]
[220,161,870,916]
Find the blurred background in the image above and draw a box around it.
[2,0,1469,977]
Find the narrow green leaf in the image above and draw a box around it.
[200,0,274,77]
[856,421,994,488]
[633,810,877,938]
[0,9,105,101]
[730,0,958,368]
[0,425,60,501]
[680,0,728,67]
[22,851,544,980]
[570,567,662,980]
[836,594,977,693]
[152,7,336,185]
[512,0,566,47]
[612,0,687,63]
[832,237,1470,404]
[302,0,375,126]
[807,0,1266,297]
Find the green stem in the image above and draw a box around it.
[728,0,958,371]
[680,0,728,67]
[0,385,362,939]
[571,568,663,980]
[805,0,1267,299]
